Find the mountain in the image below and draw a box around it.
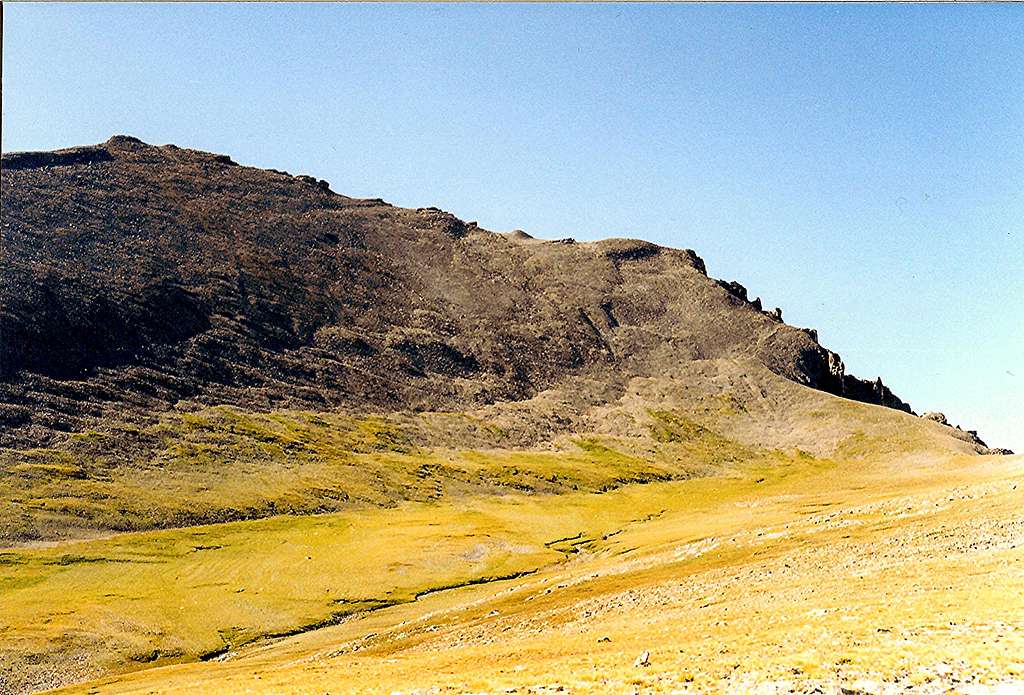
[0,138,1017,695]
[1,135,930,446]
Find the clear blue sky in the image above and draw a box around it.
[3,4,1022,451]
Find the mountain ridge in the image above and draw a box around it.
[0,136,1005,453]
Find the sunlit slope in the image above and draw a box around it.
[0,361,1010,694]
[43,452,1024,695]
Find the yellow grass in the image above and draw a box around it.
[1,363,1018,693]
[1,449,1020,693]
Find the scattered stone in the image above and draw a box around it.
[634,650,649,668]
[840,679,880,695]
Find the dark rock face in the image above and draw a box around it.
[841,375,913,413]
[1,137,916,447]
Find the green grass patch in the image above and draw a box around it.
[0,406,780,546]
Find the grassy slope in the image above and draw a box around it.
[2,452,816,693]
[0,360,974,547]
[46,451,1024,695]
[0,361,1011,693]
[0,413,635,544]
[0,443,790,691]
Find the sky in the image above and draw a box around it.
[3,4,1022,451]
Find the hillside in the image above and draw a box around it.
[1,136,921,450]
[1,137,1004,546]
[0,138,1018,695]
[29,449,1024,695]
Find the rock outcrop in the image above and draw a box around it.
[920,412,1011,455]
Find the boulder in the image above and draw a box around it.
[922,412,949,426]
